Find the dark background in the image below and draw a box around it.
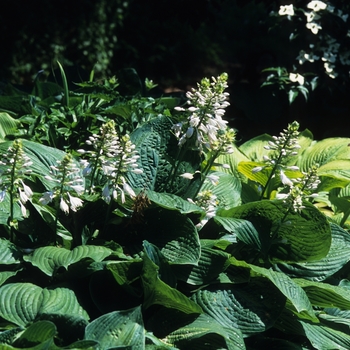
[1,0,350,142]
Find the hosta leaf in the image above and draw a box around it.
[274,223,350,282]
[23,245,113,276]
[199,171,242,209]
[84,307,145,349]
[0,238,22,265]
[294,279,350,310]
[229,258,316,321]
[173,247,230,285]
[127,116,201,195]
[145,190,203,215]
[166,314,244,350]
[297,137,350,171]
[318,160,350,182]
[300,319,350,350]
[237,161,270,186]
[191,277,286,336]
[238,134,274,161]
[0,271,20,287]
[0,283,89,326]
[13,321,56,348]
[220,200,331,263]
[0,112,19,140]
[215,144,249,175]
[142,252,202,314]
[142,209,200,265]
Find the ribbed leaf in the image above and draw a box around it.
[238,134,274,161]
[84,307,145,349]
[145,190,204,215]
[173,247,230,285]
[300,319,350,350]
[142,209,200,265]
[275,223,350,281]
[191,277,286,336]
[229,258,316,321]
[127,116,201,195]
[0,112,19,141]
[295,279,350,310]
[215,144,249,175]
[142,252,202,314]
[0,283,89,326]
[199,171,242,209]
[13,321,56,348]
[166,314,244,350]
[297,137,350,171]
[0,238,22,265]
[0,271,20,287]
[220,200,331,263]
[23,245,113,276]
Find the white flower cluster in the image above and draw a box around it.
[173,73,230,152]
[279,1,350,80]
[78,121,142,204]
[277,166,320,213]
[252,121,301,187]
[0,140,33,217]
[188,189,218,229]
[40,154,84,214]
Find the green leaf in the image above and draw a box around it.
[145,190,204,215]
[13,321,56,348]
[0,239,22,265]
[127,116,201,195]
[84,307,145,349]
[166,314,244,350]
[0,283,89,326]
[297,137,350,172]
[215,144,249,175]
[238,134,274,161]
[199,171,242,209]
[23,245,113,276]
[275,223,350,281]
[191,277,286,336]
[173,247,230,285]
[0,112,19,140]
[141,252,202,314]
[220,200,331,263]
[141,209,201,265]
[295,279,350,310]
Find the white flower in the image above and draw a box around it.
[60,197,70,214]
[278,5,294,16]
[21,180,33,199]
[18,189,29,204]
[68,193,83,212]
[70,184,85,195]
[252,166,264,173]
[39,191,54,205]
[280,170,294,187]
[306,22,322,34]
[307,1,327,11]
[122,182,136,199]
[18,200,27,217]
[206,174,219,186]
[289,73,305,85]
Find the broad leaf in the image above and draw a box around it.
[219,200,331,263]
[238,134,274,161]
[0,283,89,326]
[142,252,202,314]
[84,307,145,349]
[0,112,19,140]
[23,245,113,276]
[0,238,22,265]
[166,314,244,350]
[199,171,242,209]
[173,247,230,285]
[191,277,286,336]
[274,224,350,281]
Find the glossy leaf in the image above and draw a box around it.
[84,307,145,349]
[23,245,113,276]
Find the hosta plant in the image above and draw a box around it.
[0,70,350,349]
